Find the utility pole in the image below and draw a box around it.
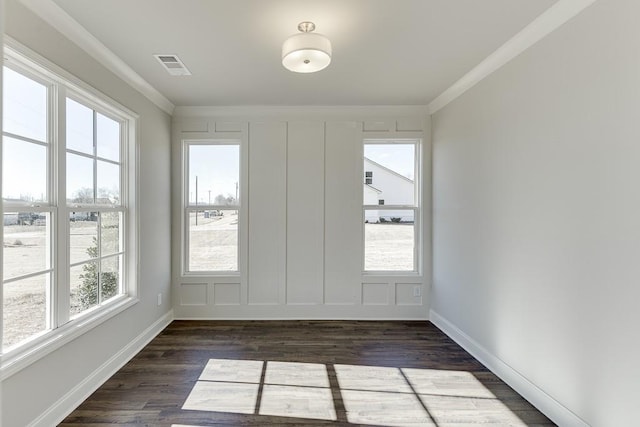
[235,182,239,203]
[195,176,198,226]
[208,190,211,205]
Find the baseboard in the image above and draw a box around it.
[429,309,588,427]
[28,310,174,427]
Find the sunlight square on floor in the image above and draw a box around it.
[259,384,336,421]
[199,358,264,383]
[402,368,496,398]
[341,389,436,426]
[182,380,259,414]
[334,364,413,393]
[264,360,330,387]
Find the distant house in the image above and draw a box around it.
[364,157,414,223]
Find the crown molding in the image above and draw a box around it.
[20,0,175,115]
[428,0,599,115]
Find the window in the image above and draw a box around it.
[365,171,373,185]
[1,44,137,364]
[363,140,419,272]
[184,141,240,273]
[66,96,124,317]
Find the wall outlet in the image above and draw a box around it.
[413,286,421,297]
[157,293,162,306]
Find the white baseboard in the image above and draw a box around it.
[429,309,588,427]
[28,310,174,427]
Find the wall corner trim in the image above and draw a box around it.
[429,310,589,427]
[28,310,175,427]
[19,0,175,115]
[427,0,598,115]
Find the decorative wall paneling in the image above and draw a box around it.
[172,112,428,319]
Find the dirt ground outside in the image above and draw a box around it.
[3,219,115,349]
[3,214,414,349]
[187,212,414,272]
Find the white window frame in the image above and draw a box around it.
[182,139,242,275]
[362,138,421,275]
[1,39,139,380]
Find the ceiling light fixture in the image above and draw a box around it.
[282,22,332,73]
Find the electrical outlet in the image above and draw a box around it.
[413,286,421,297]
[157,293,162,306]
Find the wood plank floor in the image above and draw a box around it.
[60,321,555,426]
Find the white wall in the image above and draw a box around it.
[1,1,172,426]
[431,0,640,425]
[172,111,430,319]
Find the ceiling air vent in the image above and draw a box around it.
[153,54,191,76]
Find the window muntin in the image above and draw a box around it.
[1,48,135,358]
[363,140,419,273]
[184,142,240,273]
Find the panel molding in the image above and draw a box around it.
[429,310,589,427]
[28,311,174,427]
[286,121,325,305]
[174,105,428,119]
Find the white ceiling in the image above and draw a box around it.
[51,0,556,107]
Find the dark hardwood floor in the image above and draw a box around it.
[60,321,555,426]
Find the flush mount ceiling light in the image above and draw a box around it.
[282,22,332,73]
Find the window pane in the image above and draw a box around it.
[67,153,94,204]
[97,160,120,204]
[70,212,98,264]
[3,273,49,350]
[66,97,94,154]
[70,261,98,316]
[188,210,238,271]
[3,66,47,142]
[2,136,47,203]
[364,209,414,271]
[364,144,415,205]
[3,212,49,280]
[188,145,239,206]
[101,255,121,301]
[101,211,121,256]
[97,113,120,161]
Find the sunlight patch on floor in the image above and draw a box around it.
[341,389,436,426]
[335,364,413,393]
[402,368,497,398]
[181,358,526,425]
[182,380,259,414]
[199,358,264,383]
[264,360,330,387]
[260,384,337,420]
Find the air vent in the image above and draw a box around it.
[153,54,191,76]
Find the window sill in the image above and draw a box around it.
[0,296,138,380]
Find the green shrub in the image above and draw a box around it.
[78,238,118,310]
